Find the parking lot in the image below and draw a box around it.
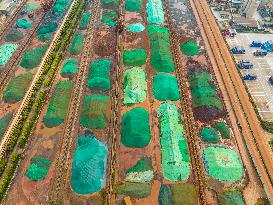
[226,33,273,121]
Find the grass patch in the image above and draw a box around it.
[200,127,220,143]
[118,183,152,198]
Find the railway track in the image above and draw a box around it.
[48,0,101,203]
[191,0,273,202]
[162,1,207,204]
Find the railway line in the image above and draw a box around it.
[162,0,207,204]
[190,0,273,202]
[48,0,101,203]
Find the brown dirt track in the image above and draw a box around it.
[190,0,273,202]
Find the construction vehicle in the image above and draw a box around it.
[250,41,262,47]
[243,74,257,80]
[231,46,245,54]
[237,60,253,69]
[269,76,273,85]
[253,49,267,56]
[261,40,273,52]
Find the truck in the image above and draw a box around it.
[253,49,267,56]
[261,40,273,52]
[243,74,257,80]
[250,41,262,48]
[231,46,245,54]
[237,60,253,69]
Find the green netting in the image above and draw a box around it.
[193,96,223,110]
[214,122,230,139]
[148,25,169,35]
[4,29,24,42]
[70,33,85,55]
[125,0,142,11]
[218,190,245,205]
[102,10,118,27]
[20,44,49,69]
[200,127,220,143]
[71,136,107,194]
[118,183,152,198]
[0,44,18,67]
[188,72,212,84]
[88,59,111,92]
[0,113,13,139]
[153,73,180,101]
[191,87,217,99]
[123,67,147,105]
[3,73,33,104]
[203,146,243,182]
[51,0,71,17]
[38,22,58,35]
[16,18,32,29]
[126,23,145,33]
[146,0,165,24]
[123,49,147,66]
[101,0,119,8]
[158,185,172,205]
[61,58,79,78]
[180,41,199,56]
[170,184,198,205]
[43,80,73,128]
[80,95,110,129]
[25,156,51,181]
[24,2,42,12]
[79,13,91,30]
[125,157,153,182]
[158,102,190,181]
[38,33,52,42]
[121,107,151,148]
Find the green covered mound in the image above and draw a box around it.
[158,102,190,181]
[123,67,147,105]
[126,23,145,33]
[20,44,49,69]
[24,2,41,12]
[146,0,165,24]
[153,73,180,101]
[52,0,71,16]
[38,33,52,42]
[70,33,85,55]
[4,29,24,42]
[123,49,147,66]
[118,183,152,198]
[200,127,220,143]
[101,0,119,8]
[214,122,230,139]
[79,13,91,30]
[121,107,151,148]
[38,22,58,35]
[0,44,18,67]
[61,58,79,78]
[125,0,142,11]
[125,157,153,182]
[88,59,111,92]
[16,18,32,29]
[218,190,245,205]
[43,80,73,128]
[25,155,51,181]
[0,113,13,139]
[203,146,243,182]
[71,136,107,194]
[149,25,174,72]
[102,10,118,27]
[180,41,199,56]
[3,73,33,104]
[158,185,172,205]
[80,95,110,129]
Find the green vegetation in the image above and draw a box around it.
[153,73,180,101]
[102,10,118,27]
[170,184,198,205]
[180,41,199,56]
[214,122,230,139]
[80,95,110,129]
[125,0,142,11]
[25,155,51,181]
[123,67,147,105]
[61,58,79,78]
[158,102,190,181]
[270,138,273,151]
[146,0,165,24]
[88,59,111,91]
[71,136,107,194]
[126,23,145,32]
[121,107,151,148]
[16,18,32,29]
[218,190,245,205]
[123,49,147,66]
[70,33,85,55]
[0,113,13,139]
[4,29,24,42]
[200,127,220,143]
[20,44,49,69]
[203,146,243,182]
[118,183,152,198]
[79,13,91,30]
[3,73,34,104]
[43,80,73,128]
[0,44,18,67]
[38,33,52,42]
